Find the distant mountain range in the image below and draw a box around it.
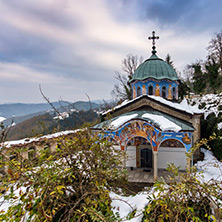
[0,101,100,119]
[0,101,101,141]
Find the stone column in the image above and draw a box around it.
[153,151,158,181]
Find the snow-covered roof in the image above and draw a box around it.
[93,110,194,132]
[2,130,79,149]
[110,114,138,129]
[141,113,182,132]
[102,95,202,116]
[149,95,202,115]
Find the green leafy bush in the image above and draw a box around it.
[142,164,222,222]
[201,113,222,160]
[0,129,127,221]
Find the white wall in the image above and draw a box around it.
[126,146,137,168]
[158,147,187,170]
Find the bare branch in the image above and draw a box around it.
[85,93,92,111]
[39,84,73,129]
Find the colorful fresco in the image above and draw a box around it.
[160,139,184,147]
[133,85,136,99]
[155,84,160,96]
[142,85,146,95]
[131,79,179,100]
[168,84,172,100]
[94,119,192,152]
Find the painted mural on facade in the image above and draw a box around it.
[94,119,192,152]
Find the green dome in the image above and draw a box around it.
[130,54,179,82]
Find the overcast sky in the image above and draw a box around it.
[0,0,222,104]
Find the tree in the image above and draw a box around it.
[207,31,222,72]
[165,53,174,68]
[205,56,221,93]
[178,80,190,100]
[111,54,143,102]
[191,61,207,94]
[188,56,221,94]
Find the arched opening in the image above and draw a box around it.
[172,87,176,100]
[158,139,186,170]
[137,86,142,97]
[126,137,152,169]
[148,85,153,95]
[162,86,167,99]
[160,139,184,147]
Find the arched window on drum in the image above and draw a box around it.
[162,86,166,99]
[172,87,176,100]
[148,85,153,95]
[137,86,142,97]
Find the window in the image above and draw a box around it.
[148,85,153,95]
[172,87,176,100]
[137,86,141,97]
[28,147,36,160]
[162,86,166,99]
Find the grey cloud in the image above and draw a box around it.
[142,0,222,32]
[107,0,222,33]
[2,1,77,29]
[0,24,55,64]
[143,0,195,23]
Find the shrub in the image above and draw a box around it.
[142,164,222,222]
[0,129,127,221]
[201,113,222,160]
[198,102,206,109]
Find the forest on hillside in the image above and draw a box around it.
[4,110,99,141]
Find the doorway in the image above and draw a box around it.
[141,148,152,168]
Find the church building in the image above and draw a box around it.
[92,31,202,181]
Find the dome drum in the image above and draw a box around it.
[132,79,178,100]
[130,53,179,101]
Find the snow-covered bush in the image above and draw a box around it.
[189,94,222,160]
[142,164,222,221]
[0,129,127,221]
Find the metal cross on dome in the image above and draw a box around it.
[148,31,159,54]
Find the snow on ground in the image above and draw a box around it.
[0,116,6,123]
[2,129,79,149]
[195,148,222,182]
[110,191,150,222]
[109,148,222,222]
[0,147,221,221]
[53,111,70,120]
